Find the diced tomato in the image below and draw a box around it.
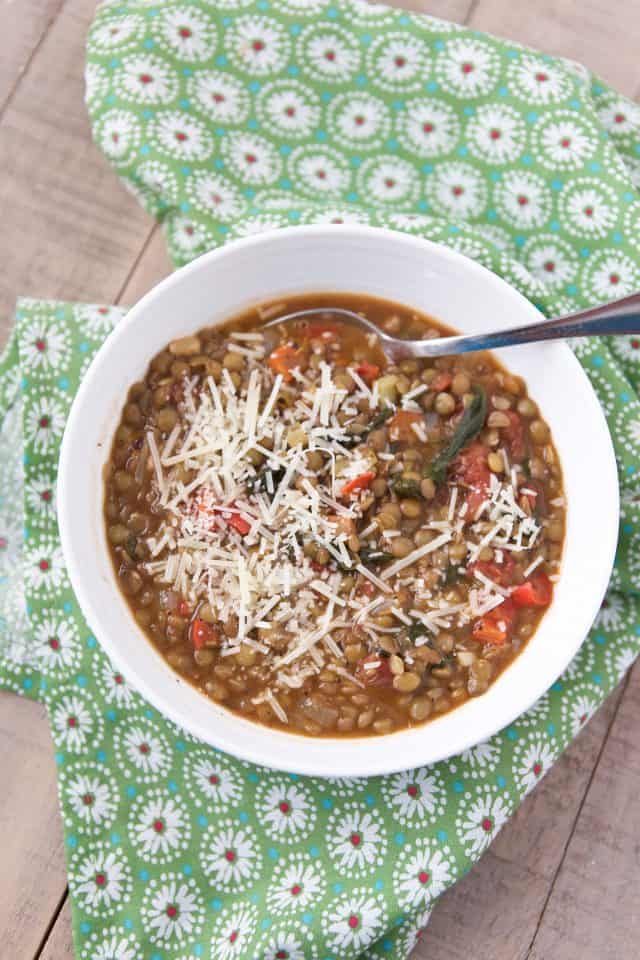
[512,572,553,609]
[227,512,251,535]
[469,555,515,587]
[388,410,423,443]
[472,598,516,646]
[340,471,376,498]
[178,600,191,618]
[268,344,303,382]
[354,362,380,384]
[503,410,527,463]
[454,442,491,517]
[430,372,453,393]
[304,320,338,339]
[190,618,219,650]
[519,478,546,518]
[355,653,394,687]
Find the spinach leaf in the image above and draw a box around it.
[252,464,286,498]
[391,476,422,499]
[429,385,487,486]
[341,405,394,448]
[358,546,394,566]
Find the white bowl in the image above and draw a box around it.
[58,225,618,777]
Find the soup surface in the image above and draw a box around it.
[104,294,565,737]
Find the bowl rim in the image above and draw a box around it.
[58,224,619,776]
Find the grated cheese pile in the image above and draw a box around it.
[143,329,549,711]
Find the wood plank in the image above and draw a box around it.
[118,226,172,306]
[469,0,640,98]
[0,0,155,333]
[0,695,66,959]
[528,664,640,959]
[37,900,74,960]
[0,0,65,110]
[413,686,623,959]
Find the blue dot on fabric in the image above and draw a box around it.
[126,785,136,798]
[624,522,633,534]
[333,882,343,894]
[392,99,405,111]
[142,108,154,120]
[627,464,636,475]
[457,145,468,157]
[315,129,327,141]
[552,681,563,692]
[109,58,120,69]
[365,794,375,806]
[394,832,405,845]
[111,832,120,845]
[279,145,292,157]
[417,199,428,211]
[96,750,106,762]
[77,675,88,688]
[612,231,623,244]
[507,49,520,59]
[620,391,631,403]
[590,161,601,173]
[22,678,33,691]
[489,170,502,182]
[268,847,279,860]
[448,225,460,235]
[139,144,150,156]
[551,179,564,191]
[547,722,556,735]
[309,845,320,857]
[248,80,261,93]
[624,190,635,202]
[79,341,89,353]
[67,835,77,849]
[143,38,154,50]
[288,65,300,77]
[321,90,332,102]
[86,634,96,648]
[261,918,272,931]
[250,893,260,905]
[288,210,301,221]
[175,740,186,752]
[437,829,448,842]
[182,66,192,77]
[487,209,497,221]
[421,162,433,174]
[145,709,154,720]
[592,355,604,368]
[550,219,561,232]
[327,5,339,18]
[303,912,314,925]
[106,709,117,723]
[527,111,538,123]
[247,772,259,783]
[58,377,69,390]
[595,633,607,645]
[322,797,333,810]
[290,23,302,35]
[497,775,506,788]
[211,898,222,911]
[569,98,582,110]
[462,105,475,117]
[216,55,228,67]
[80,922,91,935]
[498,85,509,97]
[514,235,526,248]
[279,177,293,190]
[374,878,384,891]
[247,117,259,130]
[453,779,464,793]
[386,138,399,151]
[238,810,249,823]
[194,945,203,957]
[433,39,445,51]
[139,869,150,882]
[426,80,439,93]
[168,780,178,793]
[383,939,394,952]
[198,814,208,827]
[55,752,65,766]
[182,864,192,876]
[360,33,372,45]
[593,673,603,686]
[151,954,162,960]
[507,727,518,741]
[346,191,359,202]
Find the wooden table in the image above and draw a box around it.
[2,1,640,957]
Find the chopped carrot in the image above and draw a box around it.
[268,344,303,382]
[340,471,376,498]
[430,372,453,393]
[190,618,219,650]
[354,362,380,384]
[512,572,553,608]
[472,598,516,646]
[227,512,251,535]
[388,410,423,443]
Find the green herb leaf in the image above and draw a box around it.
[442,563,460,586]
[429,385,488,485]
[391,476,423,499]
[252,464,286,498]
[341,405,394,448]
[358,546,394,566]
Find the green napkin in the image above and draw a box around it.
[3,1,640,957]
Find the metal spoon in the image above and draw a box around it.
[264,290,640,363]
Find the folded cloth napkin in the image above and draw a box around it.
[3,1,640,957]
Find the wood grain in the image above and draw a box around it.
[469,0,640,97]
[0,696,66,959]
[528,664,640,959]
[0,0,155,330]
[37,900,74,960]
[0,0,65,111]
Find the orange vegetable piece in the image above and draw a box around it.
[430,372,453,392]
[268,344,303,382]
[354,362,380,384]
[511,572,553,608]
[472,598,516,646]
[190,618,219,650]
[340,471,376,498]
[388,410,423,443]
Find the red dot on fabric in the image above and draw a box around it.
[39,416,50,428]
[536,72,548,82]
[533,762,542,776]
[461,62,474,74]
[418,870,430,884]
[83,793,93,806]
[229,931,238,943]
[209,774,219,785]
[291,884,302,895]
[610,274,620,285]
[490,128,501,139]
[68,716,77,727]
[348,915,360,929]
[481,817,493,831]
[544,261,555,272]
[179,27,192,38]
[35,338,46,351]
[95,873,106,886]
[252,39,265,51]
[166,904,178,917]
[139,74,152,84]
[517,194,529,206]
[39,559,50,571]
[153,819,164,833]
[350,833,361,846]
[407,784,419,797]
[395,56,406,67]
[279,801,290,813]
[225,849,236,862]
[49,637,60,650]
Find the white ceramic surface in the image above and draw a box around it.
[57,225,619,777]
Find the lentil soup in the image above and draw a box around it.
[104,293,565,737]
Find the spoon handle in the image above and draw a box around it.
[409,290,640,358]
